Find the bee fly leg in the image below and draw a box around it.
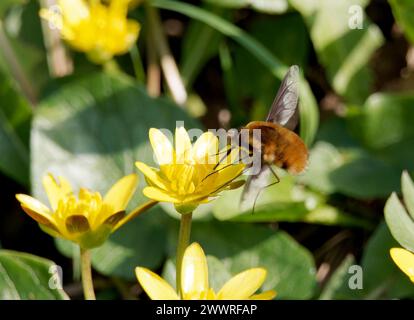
[268,166,280,184]
[202,147,251,184]
[251,166,280,214]
[213,145,234,170]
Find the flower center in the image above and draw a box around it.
[161,163,218,197]
[56,188,104,228]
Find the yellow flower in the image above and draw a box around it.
[16,173,138,249]
[40,0,140,64]
[136,242,276,300]
[135,127,245,214]
[390,247,414,283]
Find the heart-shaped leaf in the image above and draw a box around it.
[0,250,68,300]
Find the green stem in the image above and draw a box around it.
[176,212,192,298]
[72,245,81,281]
[130,45,146,83]
[0,21,37,106]
[80,247,96,300]
[113,200,158,232]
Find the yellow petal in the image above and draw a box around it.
[197,164,244,195]
[192,132,218,164]
[175,127,192,164]
[104,174,138,212]
[217,268,267,299]
[109,0,130,15]
[135,162,168,190]
[124,20,140,50]
[181,243,209,299]
[390,248,414,282]
[58,0,90,25]
[15,194,54,226]
[42,174,73,211]
[39,223,62,238]
[135,267,179,300]
[149,128,174,165]
[250,290,277,300]
[143,186,178,203]
[214,164,245,188]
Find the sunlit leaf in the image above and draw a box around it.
[384,193,414,252]
[290,0,384,104]
[402,171,414,219]
[0,250,68,300]
[389,0,414,44]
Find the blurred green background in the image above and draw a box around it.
[1,0,414,300]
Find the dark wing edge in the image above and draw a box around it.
[266,65,300,129]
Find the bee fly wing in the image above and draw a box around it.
[240,164,271,212]
[266,65,300,130]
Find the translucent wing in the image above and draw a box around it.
[266,65,300,130]
[240,164,271,211]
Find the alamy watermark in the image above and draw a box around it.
[48,264,63,290]
[348,265,363,290]
[348,5,364,30]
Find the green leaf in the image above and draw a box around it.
[350,93,414,150]
[306,115,409,199]
[291,0,383,104]
[317,116,361,148]
[335,223,414,299]
[329,154,401,199]
[32,72,199,279]
[92,210,168,278]
[299,142,345,194]
[203,0,289,14]
[0,250,68,300]
[213,173,298,221]
[230,13,310,122]
[361,223,414,299]
[180,6,225,88]
[167,221,317,299]
[0,1,49,98]
[389,0,414,44]
[319,255,355,300]
[235,204,371,228]
[0,0,27,18]
[0,71,31,185]
[384,193,414,252]
[213,169,372,228]
[152,0,319,146]
[402,171,414,219]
